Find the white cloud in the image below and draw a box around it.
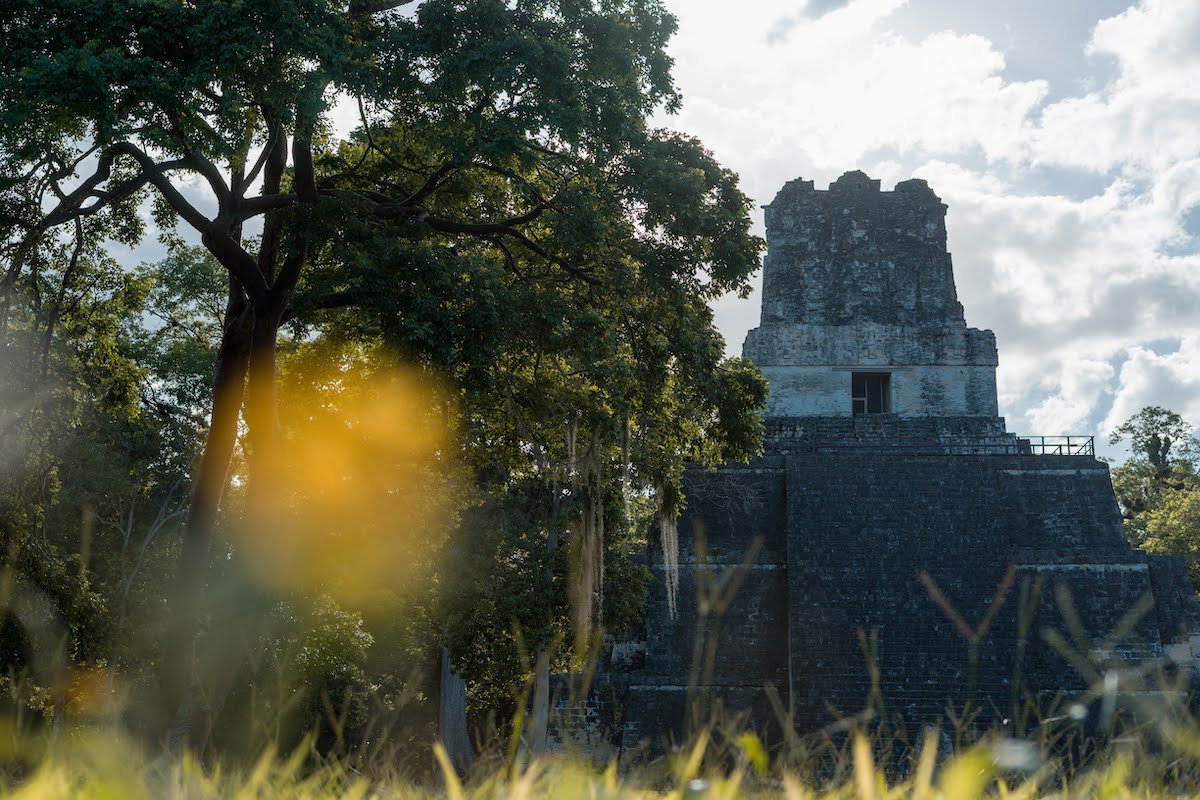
[1101,335,1200,435]
[1032,1,1200,173]
[1026,357,1116,434]
[665,2,1047,173]
[1090,0,1200,87]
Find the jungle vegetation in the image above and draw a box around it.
[0,0,765,764]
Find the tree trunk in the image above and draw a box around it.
[157,293,251,746]
[244,302,285,487]
[529,648,551,756]
[439,649,475,772]
[529,470,562,757]
[182,302,285,756]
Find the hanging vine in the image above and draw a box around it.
[567,427,605,640]
[621,414,632,523]
[657,484,680,621]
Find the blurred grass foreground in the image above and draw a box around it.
[6,718,1200,798]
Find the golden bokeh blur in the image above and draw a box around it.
[236,348,456,606]
[63,667,115,718]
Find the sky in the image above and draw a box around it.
[652,0,1200,456]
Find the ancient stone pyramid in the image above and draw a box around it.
[603,171,1200,752]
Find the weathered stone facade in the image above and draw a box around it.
[580,173,1200,756]
[745,171,997,418]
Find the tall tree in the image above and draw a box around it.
[1110,406,1197,477]
[1,0,765,742]
[1110,407,1200,587]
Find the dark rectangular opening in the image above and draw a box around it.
[852,372,890,414]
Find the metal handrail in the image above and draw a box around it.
[766,434,1096,457]
[1018,436,1095,456]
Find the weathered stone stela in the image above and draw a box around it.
[600,172,1200,752]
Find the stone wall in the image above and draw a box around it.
[759,172,962,327]
[620,463,790,751]
[612,447,1199,752]
[762,415,1017,452]
[744,322,998,366]
[785,452,1163,729]
[757,364,999,417]
[745,172,1000,418]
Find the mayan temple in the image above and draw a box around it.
[588,171,1200,754]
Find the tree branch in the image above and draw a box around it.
[422,202,549,234]
[256,129,290,282]
[203,226,271,301]
[400,160,457,207]
[237,193,301,220]
[271,245,307,307]
[111,143,212,233]
[237,120,283,196]
[423,212,597,285]
[354,96,430,178]
[183,150,233,217]
[469,161,557,208]
[39,152,117,229]
[292,127,320,204]
[163,116,234,215]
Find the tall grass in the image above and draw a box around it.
[2,720,1200,798]
[4,661,1200,800]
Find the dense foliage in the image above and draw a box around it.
[0,0,766,758]
[1110,406,1200,586]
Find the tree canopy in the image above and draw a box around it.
[1110,407,1200,587]
[2,0,764,492]
[0,0,768,751]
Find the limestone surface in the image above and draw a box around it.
[745,171,997,418]
[585,174,1200,757]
